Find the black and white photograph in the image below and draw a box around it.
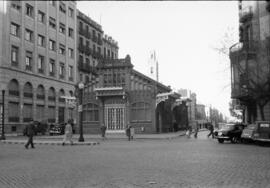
[1,1,270,187]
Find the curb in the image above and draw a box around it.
[1,140,100,146]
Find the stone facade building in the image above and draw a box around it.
[230,1,270,123]
[0,1,77,133]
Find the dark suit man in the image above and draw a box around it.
[25,119,36,149]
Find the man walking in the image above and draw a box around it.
[25,119,36,149]
[207,123,214,138]
[100,123,107,140]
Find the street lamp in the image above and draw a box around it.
[0,90,5,140]
[78,82,84,142]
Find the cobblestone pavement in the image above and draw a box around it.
[1,131,270,188]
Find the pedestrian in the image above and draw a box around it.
[25,119,36,149]
[194,123,199,138]
[62,119,73,146]
[126,124,131,141]
[186,126,192,138]
[130,125,135,140]
[207,123,214,138]
[100,123,107,140]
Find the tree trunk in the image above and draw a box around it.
[258,104,265,121]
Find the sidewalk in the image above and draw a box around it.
[1,130,206,146]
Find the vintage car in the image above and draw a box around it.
[217,123,245,143]
[253,121,270,143]
[49,123,65,136]
[241,123,257,143]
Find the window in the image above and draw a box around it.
[68,28,74,38]
[49,59,55,76]
[59,1,66,13]
[83,103,99,122]
[25,51,32,70]
[68,66,73,80]
[49,17,56,29]
[25,29,33,42]
[11,1,21,11]
[59,44,65,55]
[59,23,65,34]
[107,49,111,58]
[131,102,151,121]
[49,1,56,7]
[37,35,45,47]
[37,11,45,23]
[25,4,34,17]
[49,39,56,51]
[68,7,74,18]
[8,102,19,122]
[97,47,101,54]
[68,48,74,58]
[37,55,44,73]
[11,46,19,65]
[10,23,20,37]
[59,63,65,78]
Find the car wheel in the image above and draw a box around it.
[218,139,224,143]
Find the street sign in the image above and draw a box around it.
[78,105,82,112]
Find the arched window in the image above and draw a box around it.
[48,87,56,101]
[59,89,65,103]
[131,102,151,121]
[37,85,45,100]
[69,90,73,97]
[8,79,19,97]
[23,82,33,98]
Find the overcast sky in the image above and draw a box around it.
[77,1,239,117]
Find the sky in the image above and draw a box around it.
[77,1,239,118]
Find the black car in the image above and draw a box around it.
[49,123,65,136]
[217,123,245,143]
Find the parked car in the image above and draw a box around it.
[49,123,65,136]
[241,123,257,143]
[253,121,270,144]
[217,123,245,143]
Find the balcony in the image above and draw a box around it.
[59,74,65,79]
[97,38,103,45]
[48,96,56,101]
[92,35,98,43]
[49,72,55,77]
[229,42,256,65]
[85,31,91,39]
[79,27,84,35]
[69,77,73,81]
[78,43,85,53]
[59,97,65,103]
[85,45,92,56]
[239,6,253,23]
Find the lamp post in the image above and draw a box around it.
[78,82,84,142]
[0,90,5,140]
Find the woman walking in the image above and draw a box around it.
[62,119,73,146]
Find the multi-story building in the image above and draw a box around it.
[0,1,77,133]
[76,10,119,94]
[230,1,270,123]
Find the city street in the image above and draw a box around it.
[1,131,270,188]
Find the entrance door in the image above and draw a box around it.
[105,104,125,132]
